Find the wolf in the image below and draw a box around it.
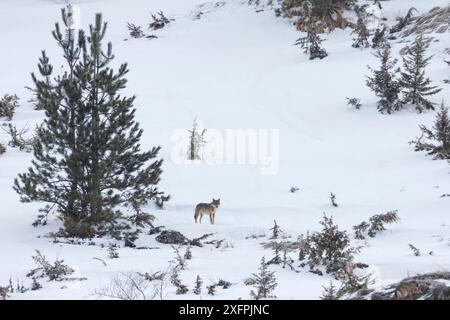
[194,199,220,224]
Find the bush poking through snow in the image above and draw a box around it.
[0,94,19,120]
[299,214,360,279]
[336,263,371,296]
[410,102,450,160]
[31,278,43,291]
[294,22,328,60]
[321,281,341,300]
[409,244,421,257]
[217,279,232,289]
[207,284,216,295]
[367,211,400,237]
[346,97,362,110]
[269,220,283,239]
[207,279,232,295]
[107,243,119,259]
[184,246,192,260]
[27,250,74,281]
[0,143,5,155]
[249,257,277,300]
[353,210,400,239]
[170,268,189,295]
[267,242,283,265]
[329,192,338,207]
[127,23,145,38]
[353,221,370,240]
[193,275,202,295]
[190,233,215,247]
[148,11,173,30]
[171,246,189,270]
[265,241,297,271]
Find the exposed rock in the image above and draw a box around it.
[154,230,215,247]
[351,272,450,300]
[155,230,189,245]
[396,5,450,37]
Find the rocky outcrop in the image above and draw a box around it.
[398,6,450,37]
[351,272,450,300]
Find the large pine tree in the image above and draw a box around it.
[399,35,442,113]
[14,11,168,238]
[366,43,403,114]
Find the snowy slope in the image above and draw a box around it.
[0,0,450,299]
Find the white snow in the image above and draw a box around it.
[1,0,450,299]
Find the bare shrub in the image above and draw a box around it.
[2,123,36,152]
[96,271,168,300]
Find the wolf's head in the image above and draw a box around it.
[212,198,221,208]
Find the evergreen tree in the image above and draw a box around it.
[410,101,450,159]
[351,15,369,49]
[371,25,387,49]
[294,2,327,60]
[249,257,277,300]
[399,35,442,113]
[320,281,341,300]
[193,275,202,295]
[366,43,403,114]
[269,220,282,240]
[294,23,328,60]
[126,23,145,39]
[14,11,168,238]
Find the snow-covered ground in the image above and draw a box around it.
[1,0,450,299]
